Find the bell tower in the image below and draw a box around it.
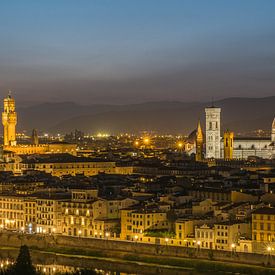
[2,92,17,146]
[205,106,221,158]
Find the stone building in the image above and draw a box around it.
[1,93,77,156]
[204,104,275,159]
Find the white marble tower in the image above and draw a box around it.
[205,106,221,158]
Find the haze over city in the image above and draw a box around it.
[0,0,275,105]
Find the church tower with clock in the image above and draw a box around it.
[205,106,221,158]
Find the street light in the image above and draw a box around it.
[105,232,109,239]
[134,235,138,242]
[78,230,82,237]
[197,241,201,251]
[177,142,184,150]
[165,238,169,246]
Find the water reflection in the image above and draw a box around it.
[0,249,195,275]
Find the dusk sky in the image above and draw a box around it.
[0,0,275,105]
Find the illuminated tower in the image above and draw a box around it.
[2,92,17,146]
[223,130,234,160]
[195,120,203,161]
[205,106,221,158]
[272,118,275,143]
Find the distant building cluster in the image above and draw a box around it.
[0,93,274,256]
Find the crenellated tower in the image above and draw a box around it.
[195,120,204,161]
[2,92,17,146]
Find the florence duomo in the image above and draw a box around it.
[1,1,275,274]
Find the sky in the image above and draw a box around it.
[0,0,275,105]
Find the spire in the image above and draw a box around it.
[272,117,275,142]
[8,90,12,99]
[196,120,203,141]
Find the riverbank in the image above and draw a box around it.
[0,232,275,274]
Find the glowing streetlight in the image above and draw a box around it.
[267,246,272,252]
[105,232,109,239]
[143,137,150,145]
[134,235,138,242]
[231,243,236,249]
[177,142,183,149]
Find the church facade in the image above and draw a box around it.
[205,105,275,159]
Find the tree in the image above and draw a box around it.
[7,245,36,275]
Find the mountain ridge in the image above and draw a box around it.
[12,96,275,135]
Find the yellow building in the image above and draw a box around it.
[214,221,251,251]
[62,190,137,238]
[252,207,275,245]
[120,208,168,241]
[62,199,94,237]
[2,93,77,156]
[0,195,24,230]
[23,198,37,233]
[175,220,194,241]
[36,196,66,234]
[0,195,36,232]
[195,224,214,249]
[224,131,234,160]
[21,155,117,177]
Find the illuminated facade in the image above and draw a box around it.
[204,104,275,159]
[2,93,77,155]
[223,131,234,160]
[2,93,17,146]
[120,208,168,240]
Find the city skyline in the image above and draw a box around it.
[0,1,275,105]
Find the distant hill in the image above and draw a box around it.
[14,96,275,135]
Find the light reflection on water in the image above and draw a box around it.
[1,259,130,275]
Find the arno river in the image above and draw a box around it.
[0,248,200,275]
